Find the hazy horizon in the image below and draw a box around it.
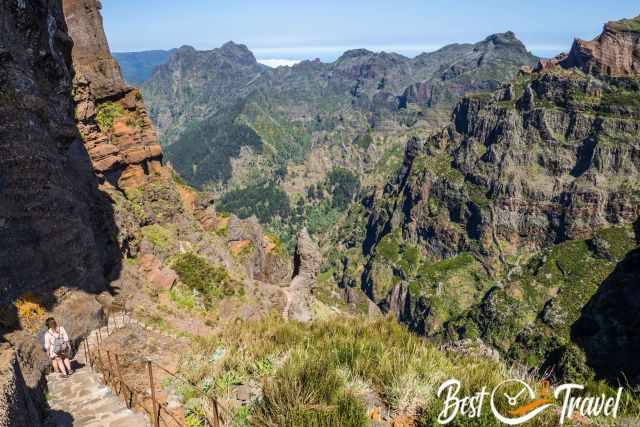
[103,1,638,66]
[111,41,567,66]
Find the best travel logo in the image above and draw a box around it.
[436,378,623,425]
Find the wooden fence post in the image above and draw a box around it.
[106,351,114,387]
[82,339,88,367]
[84,339,93,370]
[211,396,221,427]
[147,361,160,427]
[115,354,124,397]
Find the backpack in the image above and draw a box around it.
[47,329,68,355]
[52,334,67,354]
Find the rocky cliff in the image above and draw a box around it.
[0,345,41,427]
[333,16,640,385]
[0,1,121,422]
[561,16,640,77]
[0,0,118,310]
[63,0,163,189]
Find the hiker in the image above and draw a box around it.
[44,317,74,378]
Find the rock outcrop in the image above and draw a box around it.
[227,216,292,284]
[285,228,321,322]
[0,345,41,427]
[560,16,640,77]
[63,0,163,189]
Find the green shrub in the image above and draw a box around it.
[96,102,124,132]
[353,133,373,150]
[172,253,236,304]
[327,167,360,210]
[141,224,172,250]
[217,182,290,223]
[253,355,368,427]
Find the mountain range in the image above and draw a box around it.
[113,49,175,85]
[137,34,536,187]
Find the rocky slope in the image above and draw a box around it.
[332,16,640,385]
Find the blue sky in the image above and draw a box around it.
[102,1,639,61]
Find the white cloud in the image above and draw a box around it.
[258,58,302,68]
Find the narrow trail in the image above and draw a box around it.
[45,318,150,427]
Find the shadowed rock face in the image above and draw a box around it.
[572,247,640,385]
[0,2,120,420]
[0,345,41,427]
[63,0,163,189]
[0,0,119,306]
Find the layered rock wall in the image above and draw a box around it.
[63,0,163,188]
[561,16,640,77]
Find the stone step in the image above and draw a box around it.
[45,316,151,427]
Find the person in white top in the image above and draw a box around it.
[44,317,73,378]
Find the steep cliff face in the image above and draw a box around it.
[0,0,118,307]
[335,16,640,384]
[63,0,163,189]
[561,16,640,77]
[0,2,120,421]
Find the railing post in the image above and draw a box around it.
[106,351,114,387]
[96,341,105,382]
[211,396,221,427]
[82,338,88,366]
[84,339,93,369]
[114,354,124,397]
[147,361,160,427]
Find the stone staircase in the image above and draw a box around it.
[44,317,150,427]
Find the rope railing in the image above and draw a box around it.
[81,311,226,427]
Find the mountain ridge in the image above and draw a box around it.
[140,31,538,198]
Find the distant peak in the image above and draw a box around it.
[221,41,248,51]
[177,45,196,52]
[338,48,375,60]
[218,41,256,64]
[483,31,520,45]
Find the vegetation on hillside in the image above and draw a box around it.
[166,109,263,188]
[172,253,237,306]
[173,315,639,426]
[96,101,124,133]
[217,182,290,224]
[327,167,361,210]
